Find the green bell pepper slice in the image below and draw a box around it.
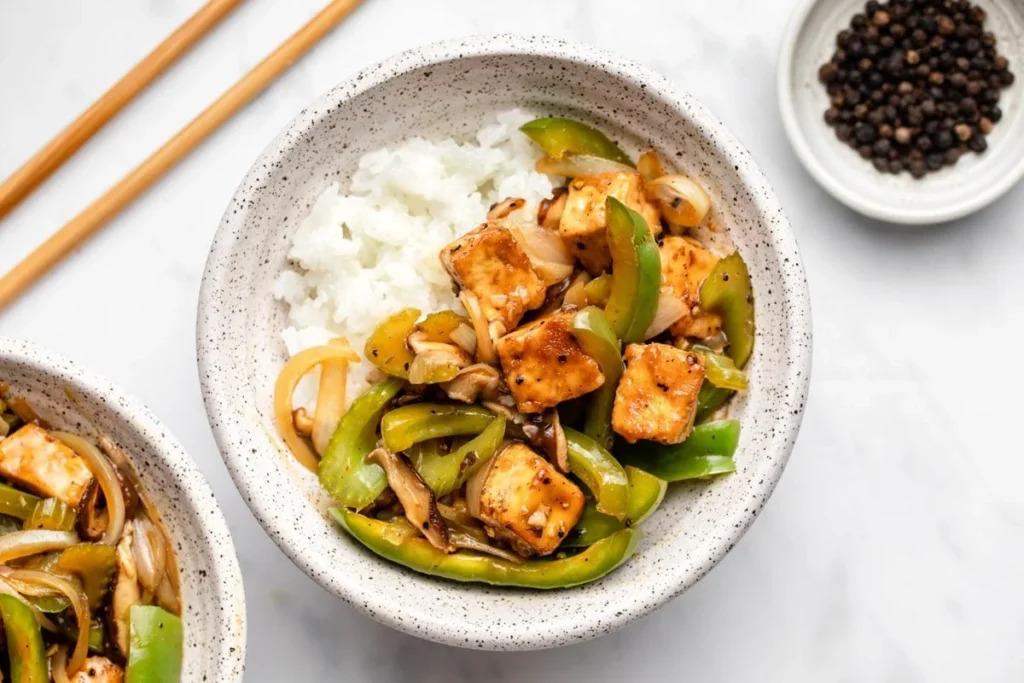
[23,497,76,532]
[0,484,40,521]
[604,197,661,344]
[692,346,748,391]
[410,416,506,497]
[565,466,667,547]
[564,427,629,520]
[570,306,623,450]
[583,273,612,307]
[699,251,755,368]
[519,117,634,167]
[126,605,183,683]
[381,403,494,454]
[0,593,48,683]
[620,419,740,481]
[332,508,640,588]
[696,383,733,423]
[319,377,405,510]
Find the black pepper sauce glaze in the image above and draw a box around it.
[817,0,1014,178]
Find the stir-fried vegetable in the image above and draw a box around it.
[696,383,734,423]
[381,404,494,454]
[692,346,749,391]
[332,508,641,588]
[318,377,404,511]
[619,419,741,481]
[0,593,48,683]
[570,307,623,450]
[699,252,755,368]
[409,416,506,497]
[364,308,420,379]
[0,484,40,520]
[564,428,629,521]
[565,466,667,547]
[520,117,634,167]
[604,197,661,343]
[125,606,182,683]
[57,544,116,610]
[23,498,76,532]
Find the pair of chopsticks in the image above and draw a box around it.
[0,0,364,312]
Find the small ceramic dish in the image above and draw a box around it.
[198,35,811,650]
[0,338,246,680]
[779,0,1024,224]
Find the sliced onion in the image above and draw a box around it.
[643,291,689,339]
[273,344,360,472]
[509,224,575,286]
[487,197,526,221]
[449,324,477,355]
[465,456,495,519]
[562,272,591,309]
[155,571,181,614]
[536,154,635,178]
[312,338,355,456]
[459,291,495,364]
[648,175,711,228]
[637,148,667,183]
[51,646,72,683]
[131,516,167,595]
[449,530,524,564]
[0,530,78,563]
[55,433,125,546]
[6,568,89,674]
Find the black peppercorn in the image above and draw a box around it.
[819,0,1012,177]
[933,129,954,149]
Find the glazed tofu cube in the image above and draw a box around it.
[495,311,604,413]
[673,311,723,340]
[0,424,93,506]
[559,172,662,274]
[659,236,720,337]
[478,442,585,556]
[612,343,705,445]
[440,221,546,329]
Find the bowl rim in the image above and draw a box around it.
[198,33,813,649]
[777,0,1024,225]
[0,336,247,679]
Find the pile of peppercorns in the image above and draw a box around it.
[818,0,1014,178]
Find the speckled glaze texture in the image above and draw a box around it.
[197,35,812,650]
[0,338,246,679]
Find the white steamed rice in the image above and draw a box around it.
[273,109,557,408]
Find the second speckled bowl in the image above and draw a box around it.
[0,338,246,679]
[197,35,812,650]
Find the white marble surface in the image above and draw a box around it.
[1,0,1022,680]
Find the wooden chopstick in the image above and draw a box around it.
[0,0,364,312]
[0,0,244,222]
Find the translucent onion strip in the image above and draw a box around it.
[536,154,635,178]
[648,175,712,228]
[0,529,77,563]
[51,646,72,683]
[312,338,356,456]
[6,569,89,674]
[273,344,360,472]
[132,516,167,595]
[0,574,56,631]
[459,291,495,365]
[643,291,689,339]
[55,433,125,546]
[508,224,575,286]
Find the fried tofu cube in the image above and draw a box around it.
[559,172,662,274]
[495,311,604,413]
[660,236,720,338]
[0,424,93,506]
[440,221,546,329]
[478,442,585,556]
[612,343,705,445]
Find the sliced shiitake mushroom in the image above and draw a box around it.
[365,448,451,552]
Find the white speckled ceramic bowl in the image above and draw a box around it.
[197,35,811,650]
[0,338,246,679]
